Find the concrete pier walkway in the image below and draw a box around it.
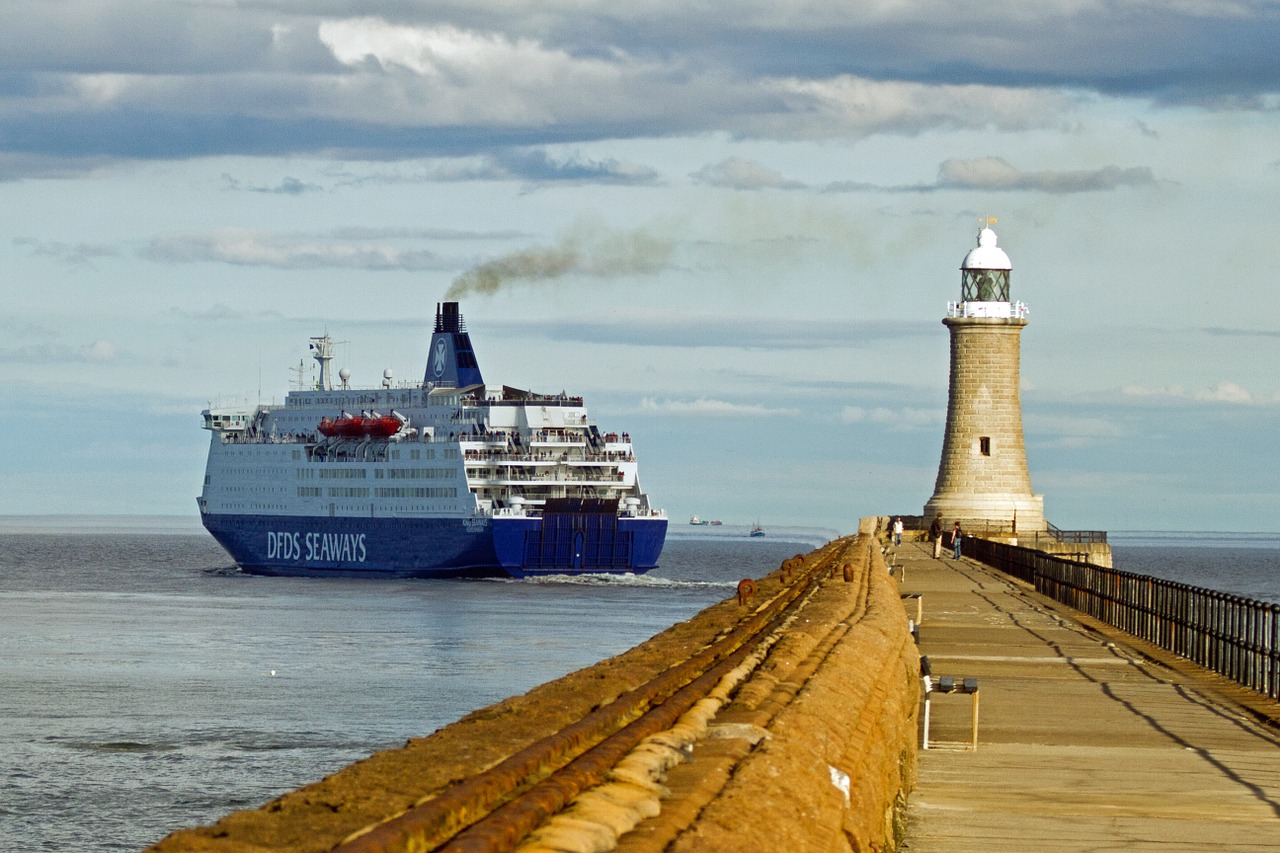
[896,541,1280,852]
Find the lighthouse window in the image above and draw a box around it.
[962,269,1010,302]
[979,436,991,456]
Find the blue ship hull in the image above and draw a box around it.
[201,512,667,579]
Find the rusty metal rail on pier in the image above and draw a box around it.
[333,541,857,853]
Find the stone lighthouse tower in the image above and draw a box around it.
[924,223,1045,536]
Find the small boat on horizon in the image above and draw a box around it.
[749,523,765,537]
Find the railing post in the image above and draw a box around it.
[1271,605,1280,700]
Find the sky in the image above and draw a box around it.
[3,0,1280,535]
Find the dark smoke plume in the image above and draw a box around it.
[446,223,673,298]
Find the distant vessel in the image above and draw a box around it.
[750,524,765,538]
[198,302,668,578]
[689,516,709,525]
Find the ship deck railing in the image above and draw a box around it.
[489,506,666,519]
[469,472,630,485]
[465,450,635,464]
[461,395,586,408]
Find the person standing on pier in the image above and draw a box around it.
[929,516,943,558]
[892,517,904,546]
[952,521,963,560]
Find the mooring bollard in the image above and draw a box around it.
[737,578,757,606]
[781,554,802,581]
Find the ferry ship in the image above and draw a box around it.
[197,303,668,578]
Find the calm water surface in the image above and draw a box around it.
[1111,531,1280,604]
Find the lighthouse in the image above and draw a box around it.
[923,223,1045,537]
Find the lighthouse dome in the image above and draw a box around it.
[961,227,1012,271]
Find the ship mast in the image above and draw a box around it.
[309,335,334,391]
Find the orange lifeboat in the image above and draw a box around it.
[317,417,339,437]
[363,411,404,438]
[334,413,366,437]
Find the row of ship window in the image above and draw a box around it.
[211,468,288,480]
[297,487,460,498]
[296,467,458,480]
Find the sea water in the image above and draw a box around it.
[1111,531,1280,605]
[0,519,834,852]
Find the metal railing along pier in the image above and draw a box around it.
[967,537,1280,701]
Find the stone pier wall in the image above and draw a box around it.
[668,533,920,852]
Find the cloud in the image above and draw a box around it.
[326,155,657,188]
[0,339,123,363]
[826,157,1157,194]
[221,174,322,194]
[83,339,120,361]
[314,17,649,129]
[1134,119,1160,139]
[1204,327,1280,340]
[747,76,1077,141]
[446,221,675,298]
[640,397,800,417]
[0,15,1089,172]
[327,226,531,241]
[0,152,117,182]
[0,4,1276,173]
[691,157,807,190]
[13,237,120,266]
[1120,380,1274,404]
[319,18,574,80]
[935,157,1157,193]
[141,228,455,271]
[430,149,661,186]
[840,406,942,430]
[165,304,288,323]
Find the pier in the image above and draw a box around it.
[897,539,1280,850]
[147,524,1280,852]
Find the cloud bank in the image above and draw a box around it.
[696,155,1158,195]
[2,4,1277,173]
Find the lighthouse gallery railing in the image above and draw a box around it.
[967,537,1280,701]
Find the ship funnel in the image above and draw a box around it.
[424,302,484,387]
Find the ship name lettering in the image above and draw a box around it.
[266,531,302,561]
[304,532,367,563]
